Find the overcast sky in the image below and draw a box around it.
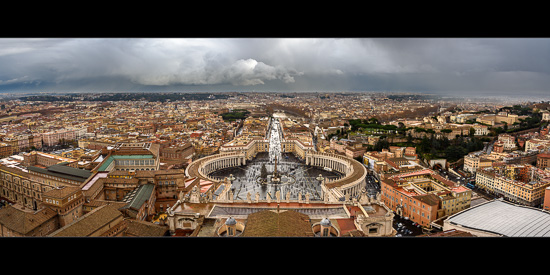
[1,38,550,98]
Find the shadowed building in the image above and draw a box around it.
[0,204,58,237]
[49,203,127,237]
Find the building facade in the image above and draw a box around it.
[41,186,85,227]
[475,164,550,207]
[381,169,472,228]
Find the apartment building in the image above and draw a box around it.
[525,138,550,152]
[381,169,472,228]
[42,127,87,147]
[473,124,489,136]
[464,153,494,173]
[475,164,550,207]
[537,153,550,170]
[498,134,517,151]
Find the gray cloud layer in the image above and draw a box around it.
[0,38,549,97]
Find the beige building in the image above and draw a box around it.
[473,124,489,136]
[525,138,550,152]
[475,165,550,206]
[0,163,46,211]
[498,134,517,151]
[464,153,494,173]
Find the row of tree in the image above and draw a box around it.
[372,134,486,163]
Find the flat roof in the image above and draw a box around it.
[28,163,92,183]
[446,199,550,237]
[97,154,154,172]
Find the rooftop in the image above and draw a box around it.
[49,203,125,237]
[120,184,155,211]
[97,154,154,172]
[241,209,314,237]
[446,199,550,237]
[0,205,58,235]
[28,162,92,183]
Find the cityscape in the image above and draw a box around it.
[1,38,550,237]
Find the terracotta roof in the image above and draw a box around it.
[242,209,314,237]
[43,186,81,199]
[125,219,169,237]
[414,193,440,206]
[49,203,125,237]
[335,218,357,235]
[0,205,57,235]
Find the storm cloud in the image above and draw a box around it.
[0,38,549,97]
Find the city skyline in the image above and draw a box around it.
[1,38,550,99]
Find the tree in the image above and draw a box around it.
[260,163,268,179]
[407,133,413,144]
[368,117,379,125]
[373,138,389,151]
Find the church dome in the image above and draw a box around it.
[320,218,331,227]
[225,217,237,225]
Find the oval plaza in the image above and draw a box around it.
[185,117,368,203]
[171,115,394,237]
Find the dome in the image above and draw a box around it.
[225,217,237,225]
[320,218,331,227]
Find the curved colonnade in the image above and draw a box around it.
[185,147,367,202]
[186,152,246,183]
[305,151,367,201]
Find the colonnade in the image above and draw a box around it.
[306,153,350,175]
[199,155,246,178]
[306,151,367,200]
[186,150,367,204]
[185,153,246,183]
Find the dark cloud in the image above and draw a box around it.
[0,38,549,98]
